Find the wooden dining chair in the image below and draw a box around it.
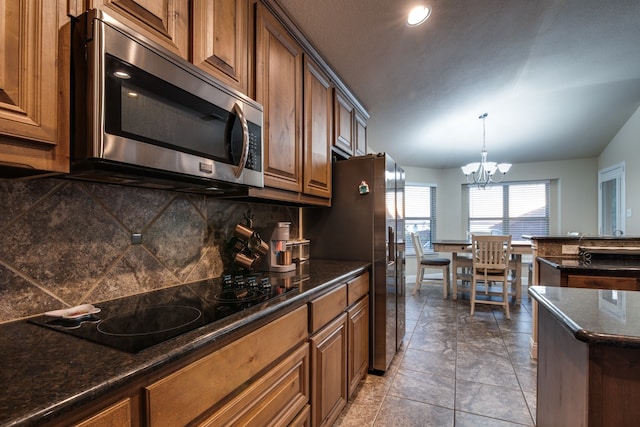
[470,234,512,319]
[411,232,451,298]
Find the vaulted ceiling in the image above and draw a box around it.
[275,0,640,169]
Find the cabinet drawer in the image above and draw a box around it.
[567,275,638,291]
[309,284,347,333]
[145,305,308,427]
[199,343,309,426]
[347,273,369,306]
[72,398,131,427]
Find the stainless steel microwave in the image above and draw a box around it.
[70,10,263,194]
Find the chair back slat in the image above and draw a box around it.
[411,232,424,258]
[472,234,512,270]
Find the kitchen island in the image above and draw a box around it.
[529,285,640,427]
[0,260,369,427]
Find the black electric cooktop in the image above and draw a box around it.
[29,273,301,353]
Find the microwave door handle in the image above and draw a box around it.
[231,102,249,179]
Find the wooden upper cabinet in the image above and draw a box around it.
[303,55,332,199]
[192,0,248,94]
[0,0,70,175]
[90,0,189,59]
[333,89,355,156]
[354,110,367,156]
[254,2,303,193]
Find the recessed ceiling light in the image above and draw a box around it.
[407,5,431,26]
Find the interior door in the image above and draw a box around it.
[598,162,625,236]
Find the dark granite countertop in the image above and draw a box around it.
[537,256,640,272]
[0,260,368,427]
[529,286,640,348]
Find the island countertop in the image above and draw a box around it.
[0,259,369,427]
[528,285,640,348]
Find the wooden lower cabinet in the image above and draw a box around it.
[537,303,640,426]
[72,398,132,427]
[310,313,348,427]
[198,343,309,426]
[145,305,308,426]
[566,274,638,290]
[538,260,640,291]
[289,404,311,426]
[347,295,369,398]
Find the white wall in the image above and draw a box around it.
[598,106,640,235]
[404,157,598,240]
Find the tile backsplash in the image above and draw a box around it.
[0,178,298,323]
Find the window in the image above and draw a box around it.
[405,185,436,255]
[467,181,549,239]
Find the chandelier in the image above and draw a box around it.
[461,113,512,188]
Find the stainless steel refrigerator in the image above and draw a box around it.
[304,153,405,373]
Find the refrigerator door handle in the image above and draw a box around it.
[388,226,395,263]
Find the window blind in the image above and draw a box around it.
[405,185,436,255]
[468,181,549,239]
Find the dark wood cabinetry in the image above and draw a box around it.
[536,293,640,427]
[310,313,348,427]
[333,88,368,158]
[254,1,303,193]
[538,257,640,291]
[0,0,70,176]
[354,111,368,156]
[192,0,249,94]
[303,55,333,199]
[333,89,355,156]
[347,295,369,397]
[90,0,189,58]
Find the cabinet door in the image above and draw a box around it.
[333,89,354,156]
[303,55,332,199]
[192,0,248,94]
[255,2,303,192]
[0,0,70,175]
[347,295,369,398]
[354,111,367,156]
[91,0,189,59]
[310,313,348,427]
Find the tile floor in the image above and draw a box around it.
[335,279,537,426]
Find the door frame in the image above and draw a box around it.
[598,162,625,236]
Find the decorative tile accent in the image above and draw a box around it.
[0,177,299,323]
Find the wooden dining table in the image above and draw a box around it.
[432,240,533,304]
